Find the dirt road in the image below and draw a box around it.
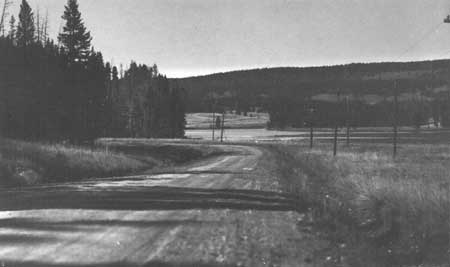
[0,144,325,267]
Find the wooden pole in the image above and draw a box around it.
[393,81,398,158]
[345,96,350,146]
[220,111,225,142]
[309,98,314,149]
[333,91,340,156]
[333,123,338,156]
[212,110,215,141]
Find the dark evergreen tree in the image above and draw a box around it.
[58,0,91,63]
[112,66,119,81]
[16,0,34,47]
[7,15,15,40]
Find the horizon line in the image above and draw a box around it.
[164,57,450,79]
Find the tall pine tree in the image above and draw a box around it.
[58,0,91,64]
[8,15,15,40]
[16,0,34,47]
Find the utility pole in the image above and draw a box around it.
[345,95,350,146]
[212,110,215,141]
[333,91,341,156]
[442,18,450,262]
[308,98,315,149]
[220,110,225,142]
[393,81,399,158]
[211,94,217,141]
[333,122,338,156]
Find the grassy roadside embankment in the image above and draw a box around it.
[0,138,148,187]
[0,138,227,188]
[96,138,229,165]
[272,143,450,267]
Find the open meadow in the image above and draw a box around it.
[267,135,450,266]
[186,112,270,129]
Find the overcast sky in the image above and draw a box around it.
[10,0,450,77]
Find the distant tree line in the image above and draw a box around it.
[175,61,450,129]
[267,79,449,129]
[0,0,186,141]
[266,95,435,129]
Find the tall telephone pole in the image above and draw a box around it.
[220,110,225,142]
[345,95,351,146]
[333,91,341,156]
[393,81,399,158]
[211,93,217,141]
[212,110,215,141]
[307,96,315,149]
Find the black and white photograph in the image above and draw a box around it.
[1,0,450,266]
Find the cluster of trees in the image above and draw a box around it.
[110,62,186,138]
[0,0,186,141]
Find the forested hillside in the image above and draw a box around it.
[175,60,450,128]
[0,0,186,141]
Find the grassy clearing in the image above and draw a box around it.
[0,138,148,187]
[274,143,450,266]
[186,112,269,129]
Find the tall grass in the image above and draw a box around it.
[0,138,147,187]
[277,143,450,266]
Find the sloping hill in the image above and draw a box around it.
[173,60,450,113]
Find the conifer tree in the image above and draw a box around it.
[16,0,35,47]
[8,14,15,40]
[112,66,119,81]
[35,6,40,43]
[58,0,91,63]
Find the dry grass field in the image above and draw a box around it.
[273,142,450,266]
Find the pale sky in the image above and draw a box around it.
[9,0,450,77]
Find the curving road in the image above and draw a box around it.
[0,144,324,267]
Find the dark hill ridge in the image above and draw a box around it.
[171,59,450,113]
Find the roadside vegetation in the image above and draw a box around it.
[0,138,231,188]
[274,142,450,267]
[0,138,148,187]
[97,138,229,164]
